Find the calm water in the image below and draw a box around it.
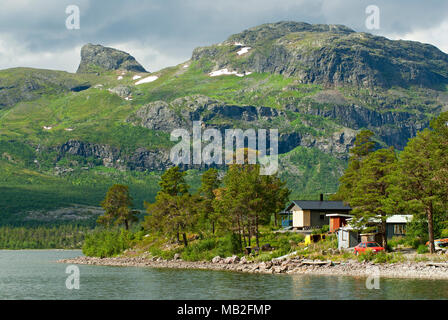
[0,250,447,299]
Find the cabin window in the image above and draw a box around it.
[394,224,406,235]
[342,231,347,241]
[320,214,324,220]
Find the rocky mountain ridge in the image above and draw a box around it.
[193,21,448,88]
[76,43,147,74]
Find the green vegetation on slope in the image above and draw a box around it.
[0,225,89,249]
[0,159,202,225]
[279,146,346,199]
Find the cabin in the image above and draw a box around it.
[357,215,413,240]
[279,195,352,231]
[337,215,413,249]
[386,215,412,239]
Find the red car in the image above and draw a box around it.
[354,242,385,255]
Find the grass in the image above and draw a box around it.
[130,61,322,110]
[0,89,172,151]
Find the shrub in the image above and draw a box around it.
[342,252,355,260]
[387,236,406,249]
[373,252,389,263]
[149,247,163,257]
[257,252,274,262]
[268,247,292,260]
[229,233,242,254]
[405,237,424,249]
[275,236,292,253]
[327,234,338,249]
[441,229,448,238]
[373,252,404,264]
[82,229,133,258]
[417,244,429,254]
[357,250,376,262]
[289,233,305,243]
[160,250,176,260]
[195,238,216,252]
[180,233,241,261]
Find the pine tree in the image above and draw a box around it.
[349,148,397,248]
[97,184,138,230]
[159,166,189,196]
[198,168,221,234]
[214,163,289,248]
[143,166,198,246]
[333,130,375,201]
[390,129,444,253]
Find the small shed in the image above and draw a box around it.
[337,226,358,249]
[327,213,353,233]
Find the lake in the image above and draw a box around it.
[0,250,447,299]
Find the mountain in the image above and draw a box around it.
[77,43,147,74]
[1,21,447,225]
[193,21,448,88]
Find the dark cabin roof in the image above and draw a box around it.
[284,200,351,212]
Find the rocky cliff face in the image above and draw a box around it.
[295,103,426,149]
[125,91,427,159]
[127,95,288,129]
[126,94,357,159]
[192,21,448,88]
[58,140,170,171]
[76,44,147,74]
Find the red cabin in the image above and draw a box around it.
[327,213,353,233]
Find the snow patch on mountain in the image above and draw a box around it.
[135,75,158,85]
[209,68,251,77]
[237,47,251,55]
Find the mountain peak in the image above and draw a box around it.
[76,43,147,74]
[192,21,448,88]
[226,21,355,44]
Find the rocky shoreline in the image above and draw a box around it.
[58,255,448,280]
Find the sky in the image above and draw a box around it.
[1,0,448,73]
